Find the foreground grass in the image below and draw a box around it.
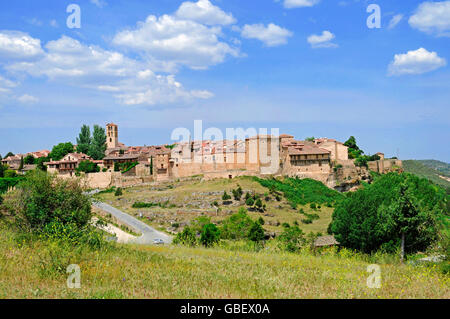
[0,227,448,299]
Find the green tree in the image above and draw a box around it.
[150,156,153,175]
[0,164,6,178]
[305,137,315,142]
[344,136,364,159]
[24,154,35,165]
[114,187,123,196]
[4,152,14,158]
[36,157,48,171]
[76,125,91,155]
[331,173,446,255]
[255,198,263,210]
[89,125,107,160]
[50,142,74,160]
[248,221,265,242]
[76,161,100,174]
[200,223,220,247]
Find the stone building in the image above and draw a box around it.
[45,153,93,176]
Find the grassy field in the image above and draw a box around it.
[0,225,448,299]
[94,176,335,236]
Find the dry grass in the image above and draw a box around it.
[0,227,448,299]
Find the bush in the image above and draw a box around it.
[173,226,197,247]
[132,202,158,208]
[2,170,91,233]
[278,225,305,252]
[220,207,254,240]
[222,191,231,201]
[246,197,255,206]
[257,217,265,225]
[4,170,17,178]
[248,222,265,243]
[200,223,220,247]
[114,187,123,196]
[310,203,316,210]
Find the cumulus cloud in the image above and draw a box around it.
[0,31,44,60]
[113,14,239,71]
[409,1,450,36]
[17,94,39,104]
[6,35,214,106]
[388,14,403,29]
[241,23,293,47]
[281,0,320,9]
[307,30,337,48]
[175,0,236,25]
[388,48,446,76]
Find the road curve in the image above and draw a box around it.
[89,191,172,245]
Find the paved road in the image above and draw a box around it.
[89,191,172,245]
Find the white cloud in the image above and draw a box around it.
[17,94,39,104]
[409,1,450,37]
[7,35,214,106]
[175,0,236,25]
[0,75,17,93]
[90,0,107,8]
[241,23,293,47]
[388,48,446,76]
[113,14,239,71]
[0,31,44,60]
[307,30,337,48]
[388,14,403,29]
[282,0,320,9]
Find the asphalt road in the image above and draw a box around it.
[89,191,172,245]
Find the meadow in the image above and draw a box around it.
[0,224,448,299]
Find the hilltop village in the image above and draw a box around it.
[1,123,402,190]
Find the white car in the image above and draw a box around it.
[153,238,164,245]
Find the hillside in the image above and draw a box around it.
[403,160,450,190]
[419,160,450,177]
[0,224,448,299]
[94,176,339,236]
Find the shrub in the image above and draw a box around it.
[200,223,220,247]
[248,222,265,243]
[4,170,17,178]
[310,203,316,210]
[2,170,91,233]
[278,225,305,252]
[257,217,265,225]
[114,187,123,196]
[132,202,158,208]
[246,197,254,206]
[222,191,231,201]
[220,207,254,240]
[173,226,197,247]
[76,160,100,174]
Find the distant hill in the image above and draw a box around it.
[403,160,450,190]
[418,160,450,177]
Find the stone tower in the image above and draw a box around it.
[106,123,118,149]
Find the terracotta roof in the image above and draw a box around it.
[314,235,339,247]
[283,140,331,156]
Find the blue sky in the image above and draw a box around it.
[0,0,449,161]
